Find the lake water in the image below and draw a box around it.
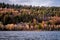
[0,31,60,40]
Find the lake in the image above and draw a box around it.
[0,31,60,40]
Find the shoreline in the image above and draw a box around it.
[0,30,59,31]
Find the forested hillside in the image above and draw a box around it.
[0,3,60,31]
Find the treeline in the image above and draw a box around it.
[0,3,60,31]
[0,3,60,24]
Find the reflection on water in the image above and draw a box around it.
[0,31,60,40]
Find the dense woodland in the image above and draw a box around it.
[0,3,60,31]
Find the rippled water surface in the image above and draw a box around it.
[0,31,60,40]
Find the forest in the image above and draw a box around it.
[0,3,60,31]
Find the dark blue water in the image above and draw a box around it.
[0,31,60,40]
